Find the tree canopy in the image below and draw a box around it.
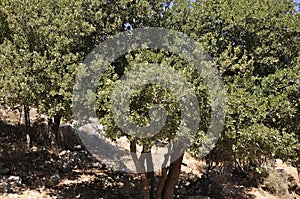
[0,0,299,198]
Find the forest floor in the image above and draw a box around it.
[0,108,299,199]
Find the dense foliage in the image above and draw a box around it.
[0,0,299,198]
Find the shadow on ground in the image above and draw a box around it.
[0,120,264,199]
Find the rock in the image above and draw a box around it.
[56,125,81,150]
[8,176,21,183]
[30,146,38,152]
[74,145,82,150]
[46,174,60,187]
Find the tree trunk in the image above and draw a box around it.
[162,139,186,199]
[48,118,56,151]
[161,154,184,199]
[53,114,61,134]
[48,114,61,153]
[53,114,61,150]
[23,105,31,150]
[130,139,184,199]
[147,170,155,199]
[297,168,300,183]
[142,145,155,199]
[156,167,168,199]
[157,144,172,199]
[130,140,150,199]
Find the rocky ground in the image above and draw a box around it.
[0,108,299,199]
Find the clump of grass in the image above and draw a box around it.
[262,169,293,199]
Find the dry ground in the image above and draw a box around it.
[0,108,299,199]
